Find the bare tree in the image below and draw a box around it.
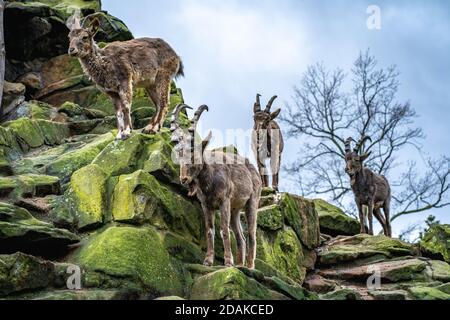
[281,50,450,223]
[0,0,5,114]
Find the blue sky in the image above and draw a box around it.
[103,0,450,237]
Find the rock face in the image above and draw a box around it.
[313,234,450,300]
[0,0,449,301]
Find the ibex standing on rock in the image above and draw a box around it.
[171,104,262,269]
[67,13,184,140]
[344,136,392,237]
[252,94,284,191]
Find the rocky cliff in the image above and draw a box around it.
[1,0,449,300]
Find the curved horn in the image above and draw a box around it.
[265,95,278,112]
[354,136,372,154]
[170,104,192,134]
[254,94,262,113]
[189,105,209,134]
[345,137,354,154]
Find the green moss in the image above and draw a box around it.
[257,205,283,231]
[112,170,159,224]
[408,286,450,300]
[420,224,450,263]
[75,226,182,295]
[281,194,320,249]
[314,199,360,236]
[257,227,306,284]
[5,118,45,149]
[319,234,415,265]
[113,170,203,242]
[163,232,204,264]
[45,132,115,182]
[69,164,108,230]
[190,267,287,300]
[92,134,147,177]
[0,253,54,297]
[429,260,450,282]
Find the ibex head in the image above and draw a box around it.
[170,104,211,187]
[67,12,101,58]
[253,94,281,130]
[344,136,372,185]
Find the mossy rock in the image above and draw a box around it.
[190,267,288,300]
[314,199,360,236]
[74,226,182,296]
[368,290,408,300]
[0,202,79,255]
[257,227,306,284]
[408,286,450,300]
[45,132,115,182]
[420,224,450,263]
[163,232,204,264]
[320,288,363,300]
[319,234,415,265]
[429,260,450,282]
[68,164,108,230]
[4,118,45,149]
[263,276,319,300]
[92,134,148,177]
[139,131,179,185]
[13,289,135,300]
[112,170,159,224]
[0,253,54,297]
[257,205,283,231]
[111,169,202,242]
[281,194,320,249]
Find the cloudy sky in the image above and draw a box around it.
[103,0,450,237]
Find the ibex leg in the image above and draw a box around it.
[231,210,246,267]
[220,200,234,267]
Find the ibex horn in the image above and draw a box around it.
[265,95,278,112]
[189,105,209,134]
[170,104,192,134]
[354,136,372,154]
[345,137,354,154]
[254,94,262,113]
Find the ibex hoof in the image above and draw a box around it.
[245,263,255,270]
[224,262,234,267]
[142,124,160,135]
[203,258,214,267]
[115,131,131,141]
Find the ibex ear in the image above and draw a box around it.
[201,131,212,153]
[270,108,281,120]
[360,151,372,162]
[66,12,81,31]
[88,18,101,36]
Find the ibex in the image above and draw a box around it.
[344,136,392,237]
[252,94,284,191]
[66,13,184,140]
[170,104,262,269]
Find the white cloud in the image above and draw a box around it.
[176,1,309,73]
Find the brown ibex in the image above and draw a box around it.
[66,13,184,140]
[252,94,284,191]
[344,136,392,237]
[170,104,262,269]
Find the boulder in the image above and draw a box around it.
[320,288,363,300]
[408,286,450,300]
[314,199,360,236]
[420,224,450,263]
[0,202,79,255]
[190,267,288,300]
[68,164,108,230]
[74,226,183,296]
[0,253,54,297]
[318,234,416,265]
